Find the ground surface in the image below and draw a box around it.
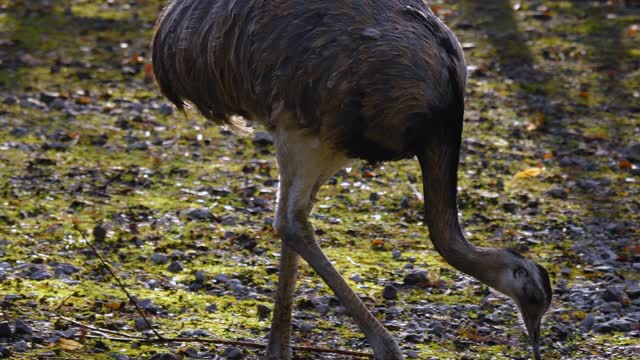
[1,0,639,359]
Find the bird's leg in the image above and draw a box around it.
[265,242,299,360]
[271,128,404,360]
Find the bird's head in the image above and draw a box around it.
[490,249,552,360]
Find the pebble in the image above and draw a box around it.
[29,269,53,281]
[54,263,80,275]
[547,187,568,199]
[151,253,168,265]
[0,322,11,338]
[149,353,180,360]
[0,345,8,358]
[134,318,151,330]
[13,340,28,353]
[92,225,107,242]
[579,314,596,333]
[222,346,244,359]
[382,284,398,300]
[603,286,628,304]
[257,304,271,319]
[185,207,214,221]
[252,132,273,146]
[403,269,429,284]
[167,261,183,273]
[14,319,32,335]
[392,249,402,259]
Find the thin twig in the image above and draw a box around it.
[53,291,77,313]
[72,223,163,340]
[87,334,374,358]
[62,316,373,358]
[59,316,145,340]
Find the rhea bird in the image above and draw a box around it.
[152,0,552,359]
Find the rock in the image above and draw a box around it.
[315,304,330,316]
[13,340,28,353]
[382,284,398,300]
[109,354,130,360]
[406,350,419,359]
[625,143,640,162]
[603,286,628,304]
[151,253,168,265]
[252,132,273,146]
[349,274,365,283]
[30,269,53,280]
[0,345,9,358]
[194,271,207,284]
[627,286,640,300]
[128,141,148,151]
[157,104,173,115]
[185,208,215,221]
[403,269,429,285]
[579,314,596,333]
[14,319,32,335]
[547,187,568,200]
[265,266,279,275]
[392,249,402,260]
[38,351,57,359]
[54,263,80,275]
[136,299,160,314]
[134,317,151,330]
[149,353,181,360]
[257,304,271,319]
[167,261,183,273]
[222,346,244,359]
[93,225,107,242]
[206,304,218,313]
[0,322,11,338]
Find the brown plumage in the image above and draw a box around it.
[152,1,551,359]
[153,0,465,161]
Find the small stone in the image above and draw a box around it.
[625,143,640,162]
[579,314,596,333]
[93,225,107,242]
[149,353,181,360]
[265,266,279,275]
[257,304,271,319]
[134,317,151,330]
[136,299,160,314]
[167,261,183,273]
[38,351,57,359]
[157,104,173,115]
[222,346,244,359]
[403,269,429,285]
[0,345,9,358]
[14,319,32,335]
[151,253,168,265]
[30,269,53,281]
[349,274,365,283]
[603,286,628,304]
[206,304,217,313]
[185,208,214,221]
[0,322,11,338]
[406,350,419,359]
[547,187,568,200]
[316,304,330,316]
[627,286,640,299]
[252,132,273,146]
[54,263,80,275]
[382,284,398,300]
[13,340,28,353]
[109,353,130,360]
[391,249,402,259]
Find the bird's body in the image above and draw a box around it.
[153,1,552,359]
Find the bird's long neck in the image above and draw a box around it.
[417,135,504,290]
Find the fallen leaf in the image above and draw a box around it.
[619,159,632,169]
[371,239,385,249]
[543,152,554,160]
[59,338,82,351]
[527,112,544,131]
[628,24,639,37]
[514,167,542,179]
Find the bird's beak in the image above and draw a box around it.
[524,315,542,360]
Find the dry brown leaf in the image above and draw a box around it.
[543,152,554,160]
[527,112,544,131]
[628,24,639,37]
[514,167,542,179]
[59,338,82,351]
[619,159,632,169]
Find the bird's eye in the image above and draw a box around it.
[514,268,528,278]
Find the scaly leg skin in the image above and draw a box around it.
[265,243,299,360]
